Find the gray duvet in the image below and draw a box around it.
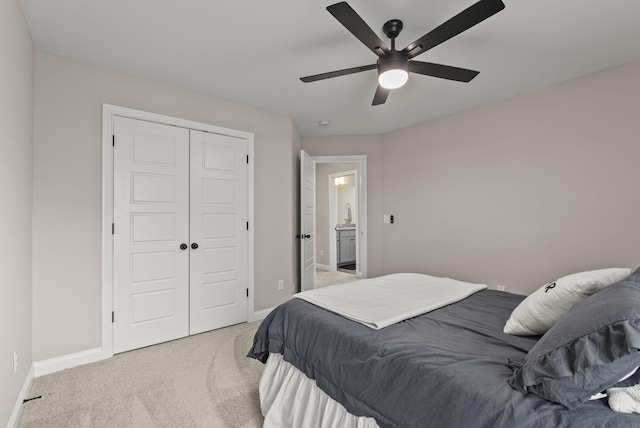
[248,289,640,427]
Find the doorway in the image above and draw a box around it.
[299,153,367,290]
[329,169,358,276]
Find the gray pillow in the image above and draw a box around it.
[509,267,640,409]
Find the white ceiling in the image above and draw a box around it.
[19,0,640,137]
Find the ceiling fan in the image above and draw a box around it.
[300,0,505,106]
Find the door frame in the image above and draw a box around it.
[328,169,359,274]
[101,104,255,359]
[312,155,367,280]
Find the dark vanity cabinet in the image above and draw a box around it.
[336,227,356,267]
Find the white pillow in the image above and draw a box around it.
[503,268,631,336]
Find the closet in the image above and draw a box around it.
[112,116,249,353]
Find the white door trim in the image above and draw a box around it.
[328,169,358,273]
[312,155,367,280]
[101,104,255,359]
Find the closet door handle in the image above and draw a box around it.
[180,243,188,250]
[191,243,199,250]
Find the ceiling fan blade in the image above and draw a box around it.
[408,61,479,82]
[300,64,377,83]
[401,0,505,59]
[372,85,389,106]
[327,2,390,58]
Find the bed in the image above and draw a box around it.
[247,271,640,427]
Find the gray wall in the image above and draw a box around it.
[378,59,640,295]
[32,51,298,361]
[0,0,34,424]
[304,60,640,296]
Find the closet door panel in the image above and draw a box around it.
[189,130,248,334]
[113,116,190,353]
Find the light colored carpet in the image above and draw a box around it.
[315,269,359,288]
[18,322,264,428]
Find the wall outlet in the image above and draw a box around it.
[13,350,18,374]
[278,279,284,290]
[496,285,506,292]
[320,250,324,256]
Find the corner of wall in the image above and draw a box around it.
[1,0,35,426]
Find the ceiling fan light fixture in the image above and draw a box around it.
[377,51,408,89]
[379,68,408,89]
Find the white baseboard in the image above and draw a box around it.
[33,347,103,378]
[315,263,331,271]
[13,315,277,426]
[251,307,274,322]
[8,364,35,428]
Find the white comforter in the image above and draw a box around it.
[293,273,488,329]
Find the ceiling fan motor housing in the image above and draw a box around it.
[378,50,408,75]
[377,50,409,89]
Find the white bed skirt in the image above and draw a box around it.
[260,353,380,428]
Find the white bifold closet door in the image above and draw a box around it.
[113,117,248,354]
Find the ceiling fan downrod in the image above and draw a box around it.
[383,19,403,51]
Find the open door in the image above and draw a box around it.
[300,150,316,291]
